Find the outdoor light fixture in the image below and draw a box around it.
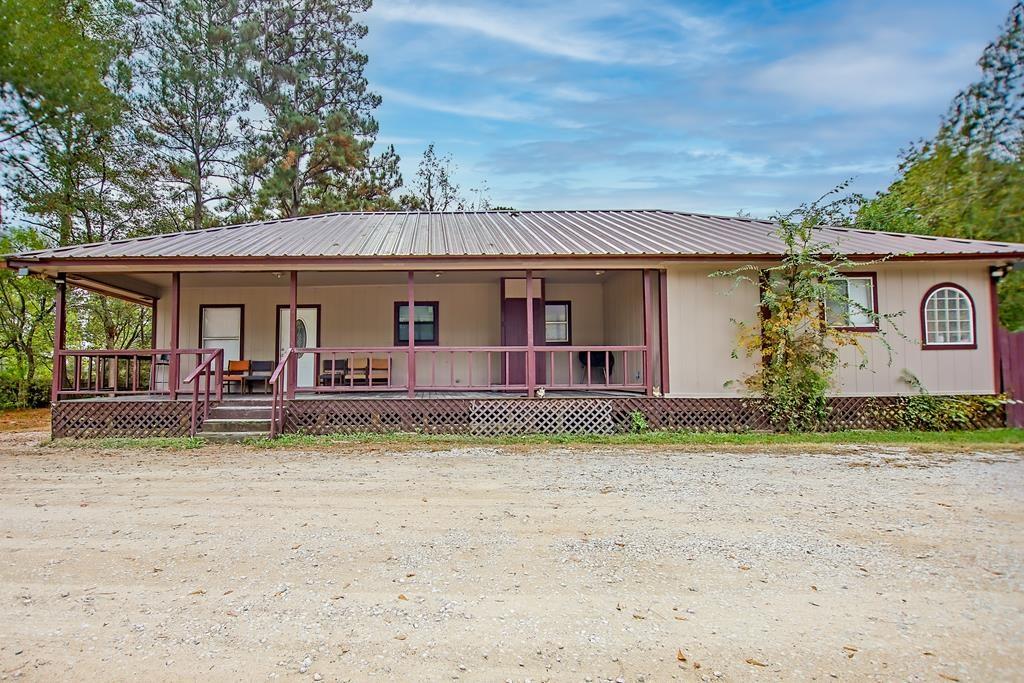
[991,264,1011,279]
[434,271,442,278]
[54,275,66,285]
[272,271,283,278]
[595,270,605,276]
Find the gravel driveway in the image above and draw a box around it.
[0,432,1021,681]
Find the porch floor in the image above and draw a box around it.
[63,389,644,402]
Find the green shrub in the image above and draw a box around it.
[0,375,51,409]
[900,394,1006,431]
[629,409,648,433]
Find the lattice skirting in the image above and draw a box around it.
[52,401,209,439]
[283,395,1006,436]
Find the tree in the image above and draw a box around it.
[858,2,1024,328]
[304,143,403,212]
[718,187,900,432]
[134,0,247,232]
[237,0,380,218]
[0,0,124,144]
[0,229,55,407]
[399,144,492,211]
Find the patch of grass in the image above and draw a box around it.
[48,436,207,450]
[242,428,1024,449]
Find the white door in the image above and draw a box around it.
[201,306,242,370]
[279,307,318,388]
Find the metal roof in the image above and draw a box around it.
[7,210,1024,262]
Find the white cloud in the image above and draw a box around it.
[750,33,983,110]
[376,86,542,122]
[369,1,728,66]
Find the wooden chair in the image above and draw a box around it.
[319,358,349,386]
[348,357,390,385]
[223,359,250,394]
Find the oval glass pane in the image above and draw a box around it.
[295,319,307,348]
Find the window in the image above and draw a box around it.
[922,284,975,349]
[825,275,877,330]
[200,305,243,369]
[394,302,439,345]
[545,302,571,344]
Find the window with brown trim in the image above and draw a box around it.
[825,274,878,330]
[544,301,571,344]
[921,283,976,349]
[394,301,439,345]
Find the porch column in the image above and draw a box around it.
[658,270,670,395]
[288,271,298,399]
[407,271,416,398]
[169,272,180,400]
[643,270,654,396]
[990,265,1006,393]
[50,273,67,404]
[526,270,536,397]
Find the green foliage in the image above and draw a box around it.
[237,0,381,218]
[857,2,1024,329]
[0,229,55,407]
[716,186,900,433]
[0,374,50,408]
[899,394,1006,431]
[629,409,648,433]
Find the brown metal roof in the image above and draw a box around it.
[7,210,1024,262]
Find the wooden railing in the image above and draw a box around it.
[53,348,221,399]
[269,349,292,438]
[283,345,649,393]
[184,349,223,436]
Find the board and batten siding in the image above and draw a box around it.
[156,278,614,388]
[664,262,998,398]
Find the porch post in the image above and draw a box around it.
[169,272,180,400]
[990,265,1005,393]
[50,273,67,404]
[658,269,670,395]
[288,271,298,399]
[643,269,654,396]
[526,270,536,397]
[407,271,416,398]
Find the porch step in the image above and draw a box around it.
[208,406,273,420]
[201,431,269,443]
[201,418,271,434]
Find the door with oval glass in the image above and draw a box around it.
[277,306,319,388]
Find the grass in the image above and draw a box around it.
[240,428,1024,449]
[35,428,1024,452]
[48,436,207,450]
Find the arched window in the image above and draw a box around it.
[921,284,976,349]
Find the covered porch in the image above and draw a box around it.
[49,268,669,436]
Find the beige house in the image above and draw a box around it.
[6,210,1023,438]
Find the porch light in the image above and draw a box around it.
[595,270,605,276]
[434,271,442,278]
[53,275,66,284]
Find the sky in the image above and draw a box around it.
[362,0,1011,217]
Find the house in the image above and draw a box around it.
[5,210,1024,438]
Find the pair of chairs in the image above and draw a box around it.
[319,358,391,386]
[223,359,274,393]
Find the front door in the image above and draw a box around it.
[501,298,546,386]
[278,306,319,388]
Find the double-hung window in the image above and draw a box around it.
[825,275,877,330]
[394,302,439,345]
[544,302,571,344]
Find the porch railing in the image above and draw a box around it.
[184,349,223,436]
[53,348,222,400]
[276,345,648,393]
[268,344,648,436]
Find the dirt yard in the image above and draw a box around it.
[0,430,1021,682]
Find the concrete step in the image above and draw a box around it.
[202,431,269,443]
[209,406,273,420]
[201,418,271,433]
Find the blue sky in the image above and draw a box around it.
[362,1,1010,217]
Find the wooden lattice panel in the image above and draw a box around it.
[286,399,472,434]
[470,399,615,436]
[52,400,206,438]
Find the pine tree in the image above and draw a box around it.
[237,0,380,218]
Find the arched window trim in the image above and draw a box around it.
[920,283,977,350]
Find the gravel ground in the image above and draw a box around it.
[0,431,1022,681]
